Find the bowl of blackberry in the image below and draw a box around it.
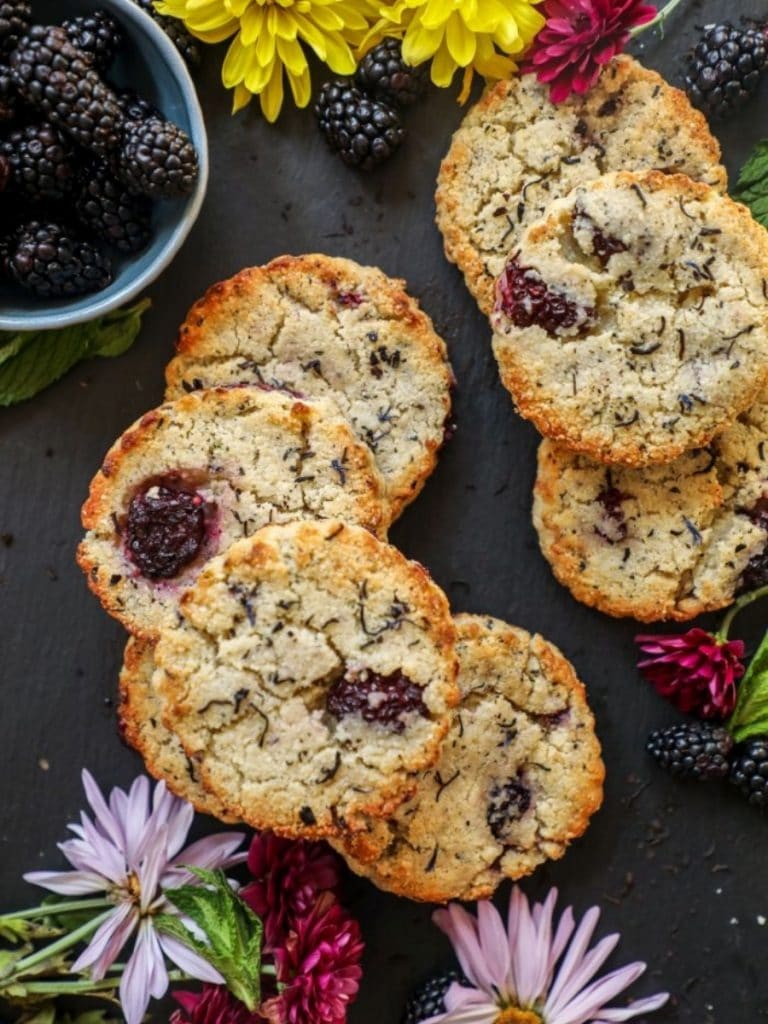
[0,0,208,330]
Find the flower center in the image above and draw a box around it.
[495,1010,542,1024]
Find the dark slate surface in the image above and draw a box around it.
[2,4,767,1021]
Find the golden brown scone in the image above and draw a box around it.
[78,385,387,637]
[118,637,240,824]
[491,170,768,467]
[533,394,768,622]
[333,614,604,903]
[164,254,455,521]
[436,55,727,315]
[154,520,459,839]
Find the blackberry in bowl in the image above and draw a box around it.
[0,0,208,330]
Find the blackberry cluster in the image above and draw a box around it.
[315,38,428,171]
[646,722,733,780]
[0,11,200,301]
[130,0,201,68]
[402,969,468,1024]
[730,738,768,809]
[684,22,768,118]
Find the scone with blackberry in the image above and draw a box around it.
[334,614,604,902]
[534,392,768,621]
[491,171,768,467]
[154,520,459,838]
[78,386,387,637]
[164,254,454,521]
[436,55,727,315]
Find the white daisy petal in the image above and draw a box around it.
[158,933,225,983]
[72,902,137,979]
[23,869,107,895]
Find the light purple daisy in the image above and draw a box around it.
[25,770,246,1024]
[424,887,669,1024]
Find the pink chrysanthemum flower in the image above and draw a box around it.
[263,893,364,1024]
[524,0,656,102]
[636,628,745,719]
[171,984,269,1024]
[240,833,342,949]
[24,771,245,1024]
[423,887,668,1024]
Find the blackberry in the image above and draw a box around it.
[9,220,112,298]
[402,969,468,1024]
[61,11,124,71]
[326,669,427,732]
[130,0,201,68]
[486,777,532,841]
[496,255,595,335]
[2,121,78,201]
[75,161,152,254]
[10,26,124,157]
[115,86,161,123]
[730,738,768,808]
[595,481,632,544]
[0,63,17,122]
[126,484,207,579]
[355,38,428,107]
[646,721,734,781]
[117,116,198,198]
[0,0,32,54]
[684,22,768,118]
[737,495,768,593]
[315,80,405,171]
[0,152,9,193]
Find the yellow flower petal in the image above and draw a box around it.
[238,4,263,47]
[260,61,285,122]
[430,40,458,87]
[291,11,328,60]
[287,63,312,107]
[276,34,307,76]
[255,22,276,65]
[232,83,252,113]
[221,33,250,86]
[402,20,443,64]
[323,32,356,73]
[244,56,274,92]
[445,11,476,67]
[458,64,474,103]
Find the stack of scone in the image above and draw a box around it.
[78,253,604,903]
[436,55,768,623]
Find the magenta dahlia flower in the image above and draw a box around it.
[424,888,668,1024]
[636,628,745,719]
[171,985,268,1024]
[263,894,364,1024]
[240,833,342,949]
[524,0,656,102]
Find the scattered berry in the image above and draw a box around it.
[486,778,532,841]
[327,669,427,731]
[75,161,152,254]
[684,22,768,118]
[0,62,18,121]
[61,11,124,71]
[9,220,113,298]
[114,86,161,123]
[130,0,201,68]
[402,969,468,1024]
[646,721,734,781]
[0,0,32,54]
[126,484,207,579]
[496,255,595,334]
[10,25,125,157]
[2,121,78,201]
[595,482,631,543]
[355,38,428,108]
[730,737,768,809]
[315,80,405,171]
[117,116,199,198]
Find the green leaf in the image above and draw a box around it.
[728,631,768,742]
[157,868,263,1010]
[0,299,151,406]
[733,140,768,229]
[0,917,60,944]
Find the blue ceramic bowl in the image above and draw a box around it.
[0,0,208,331]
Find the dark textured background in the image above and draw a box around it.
[2,3,767,1021]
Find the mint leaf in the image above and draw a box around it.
[0,299,151,406]
[733,140,768,229]
[157,868,263,1010]
[728,631,768,742]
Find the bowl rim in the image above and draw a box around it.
[0,0,209,333]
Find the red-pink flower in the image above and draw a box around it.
[171,985,268,1024]
[524,0,656,102]
[263,894,364,1024]
[636,628,745,719]
[240,833,342,948]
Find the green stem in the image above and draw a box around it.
[21,970,189,996]
[717,583,768,642]
[6,910,112,978]
[0,898,113,923]
[261,964,276,977]
[630,0,687,38]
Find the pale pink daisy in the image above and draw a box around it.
[25,770,246,1024]
[424,887,669,1024]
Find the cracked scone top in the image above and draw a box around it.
[333,614,604,902]
[533,392,768,621]
[435,55,727,315]
[119,637,240,823]
[491,170,768,467]
[154,519,459,838]
[164,254,455,521]
[78,386,388,637]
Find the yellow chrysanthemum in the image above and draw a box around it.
[365,0,546,102]
[156,0,379,122]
